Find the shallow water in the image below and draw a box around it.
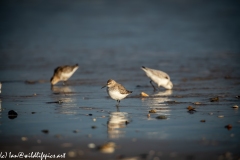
[0,0,240,159]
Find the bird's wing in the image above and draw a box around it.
[117,84,132,94]
[145,67,170,80]
[152,69,170,80]
[53,66,76,78]
[61,65,76,73]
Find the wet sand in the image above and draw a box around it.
[0,0,240,160]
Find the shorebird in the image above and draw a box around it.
[102,79,132,106]
[141,66,173,91]
[50,64,78,85]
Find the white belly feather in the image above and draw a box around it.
[107,90,128,101]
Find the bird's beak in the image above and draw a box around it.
[101,84,107,89]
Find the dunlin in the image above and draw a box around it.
[102,79,132,106]
[141,66,173,91]
[50,64,78,85]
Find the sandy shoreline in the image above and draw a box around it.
[1,136,239,160]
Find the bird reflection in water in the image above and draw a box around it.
[142,90,173,117]
[142,90,173,139]
[107,110,130,139]
[50,86,78,115]
[51,85,75,94]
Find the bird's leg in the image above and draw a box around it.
[150,80,157,91]
[62,81,66,85]
[117,100,121,112]
[116,100,120,107]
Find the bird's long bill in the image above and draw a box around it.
[101,84,107,89]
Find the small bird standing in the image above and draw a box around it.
[102,79,132,106]
[50,64,79,85]
[141,66,173,91]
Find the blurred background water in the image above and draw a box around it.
[0,0,240,159]
[1,0,240,80]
